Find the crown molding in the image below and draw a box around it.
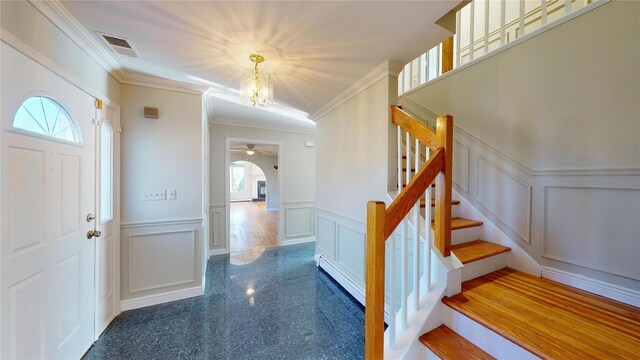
[120,70,209,95]
[212,117,316,135]
[310,59,404,121]
[28,0,210,95]
[28,0,126,82]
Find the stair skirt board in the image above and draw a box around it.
[443,306,538,360]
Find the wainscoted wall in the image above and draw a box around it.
[208,204,226,254]
[401,99,640,293]
[397,2,639,294]
[283,200,316,245]
[120,219,203,309]
[315,207,367,304]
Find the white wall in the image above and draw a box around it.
[120,84,204,302]
[209,123,315,252]
[0,1,122,104]
[403,1,640,290]
[315,72,398,299]
[230,155,279,209]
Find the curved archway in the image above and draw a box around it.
[228,158,279,253]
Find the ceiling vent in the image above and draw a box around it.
[98,32,140,58]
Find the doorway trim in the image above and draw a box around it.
[225,137,283,252]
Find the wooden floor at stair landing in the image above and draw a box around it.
[443,268,640,360]
[230,201,277,252]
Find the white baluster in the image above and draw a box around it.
[469,1,475,61]
[401,217,408,330]
[389,229,396,349]
[519,0,525,38]
[413,138,420,310]
[397,126,402,192]
[402,132,410,329]
[405,131,411,187]
[484,0,490,54]
[565,0,572,15]
[424,147,432,293]
[541,0,548,26]
[436,43,441,77]
[455,11,461,67]
[500,0,506,46]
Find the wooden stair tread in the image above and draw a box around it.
[431,217,483,230]
[419,325,495,360]
[442,268,640,360]
[450,240,510,264]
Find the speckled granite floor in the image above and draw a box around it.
[83,244,365,359]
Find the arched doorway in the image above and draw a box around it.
[229,159,278,252]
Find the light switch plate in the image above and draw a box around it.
[143,190,166,201]
[168,188,177,200]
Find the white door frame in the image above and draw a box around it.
[225,137,283,251]
[94,98,121,340]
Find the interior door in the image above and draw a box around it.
[95,105,119,339]
[1,43,96,359]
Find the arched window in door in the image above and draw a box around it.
[12,96,80,143]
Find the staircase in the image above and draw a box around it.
[365,106,640,359]
[422,267,640,359]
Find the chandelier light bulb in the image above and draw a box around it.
[240,54,273,107]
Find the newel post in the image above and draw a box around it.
[434,115,453,256]
[365,201,386,360]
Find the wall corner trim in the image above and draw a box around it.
[310,59,404,121]
[120,285,204,311]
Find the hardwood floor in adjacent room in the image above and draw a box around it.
[230,201,278,252]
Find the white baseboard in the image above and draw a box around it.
[208,248,229,257]
[265,206,278,212]
[541,267,640,307]
[316,254,365,306]
[282,236,316,246]
[120,285,204,311]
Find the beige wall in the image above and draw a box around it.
[314,73,398,302]
[403,1,640,290]
[316,76,398,222]
[1,1,122,104]
[120,84,203,301]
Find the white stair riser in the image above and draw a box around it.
[443,306,539,360]
[461,253,509,282]
[425,348,442,360]
[451,226,483,245]
[427,205,461,220]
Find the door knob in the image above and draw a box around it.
[86,229,102,239]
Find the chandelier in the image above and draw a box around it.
[240,54,273,107]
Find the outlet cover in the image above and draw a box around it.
[168,188,177,200]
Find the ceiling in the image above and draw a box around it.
[60,1,456,126]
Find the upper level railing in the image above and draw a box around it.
[399,0,607,96]
[364,106,453,359]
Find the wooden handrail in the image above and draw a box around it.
[365,106,453,359]
[384,148,444,239]
[391,106,438,151]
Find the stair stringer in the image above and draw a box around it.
[453,188,542,276]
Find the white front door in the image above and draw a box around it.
[95,104,120,339]
[1,43,96,359]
